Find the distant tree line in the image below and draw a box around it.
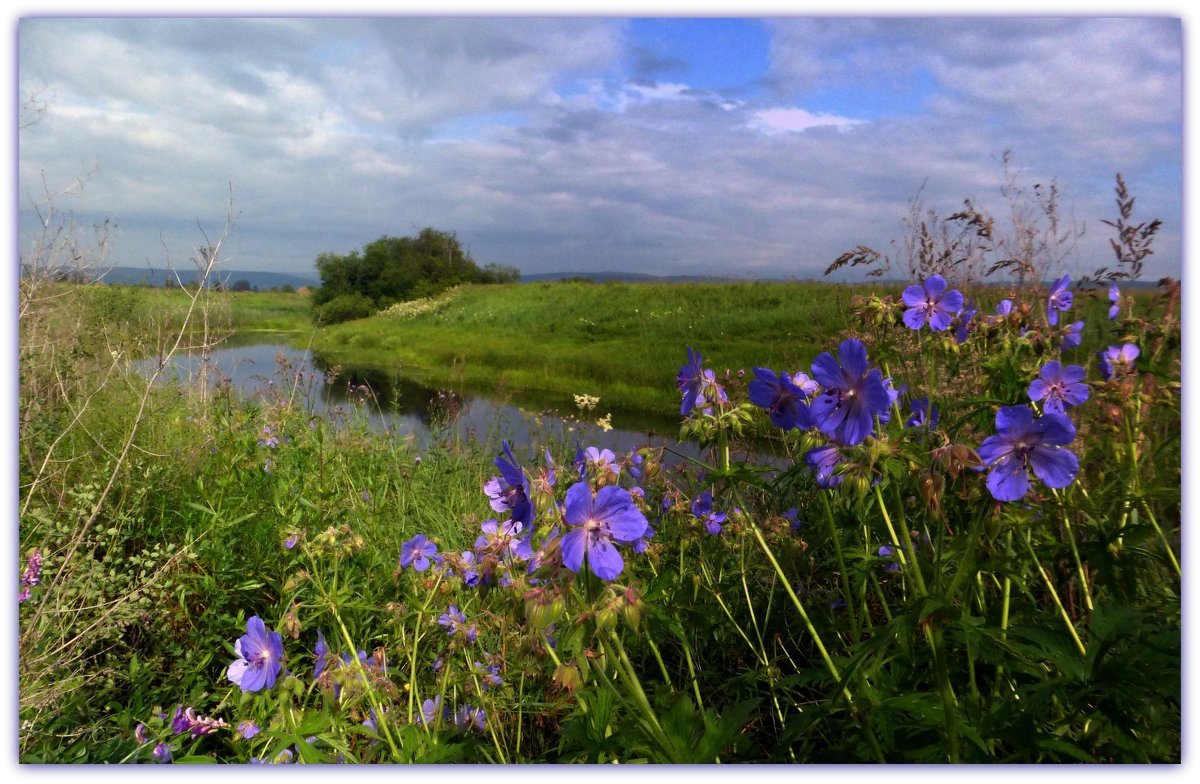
[311,227,519,324]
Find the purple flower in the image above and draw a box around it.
[977,405,1078,502]
[906,397,940,429]
[783,507,802,532]
[631,523,655,554]
[283,534,298,550]
[584,447,620,480]
[437,605,477,643]
[152,742,172,764]
[532,450,557,495]
[421,696,446,727]
[1062,320,1085,349]
[995,299,1013,316]
[748,368,811,430]
[804,445,844,489]
[877,545,901,573]
[171,707,228,737]
[1108,284,1121,320]
[1028,362,1089,415]
[455,704,486,732]
[1046,275,1073,326]
[790,371,820,397]
[313,630,329,680]
[809,339,891,446]
[258,425,280,449]
[561,482,649,581]
[473,660,503,689]
[955,299,978,344]
[400,534,440,572]
[237,721,260,740]
[18,548,43,603]
[901,275,964,332]
[483,441,533,527]
[691,490,726,536]
[226,615,284,693]
[677,346,707,415]
[1099,343,1140,381]
[135,723,149,745]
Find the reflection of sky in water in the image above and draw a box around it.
[140,342,707,460]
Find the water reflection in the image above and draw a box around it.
[142,342,705,459]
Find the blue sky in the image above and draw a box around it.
[15,13,1184,282]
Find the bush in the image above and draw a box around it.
[316,293,375,325]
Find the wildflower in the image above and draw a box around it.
[475,518,533,564]
[313,630,329,680]
[877,545,901,573]
[1046,275,1073,326]
[595,413,613,432]
[226,615,284,693]
[626,451,645,481]
[237,721,260,740]
[995,299,1013,316]
[783,507,802,533]
[1028,362,1089,414]
[584,447,620,480]
[561,482,649,581]
[532,450,557,495]
[906,397,940,429]
[459,550,481,587]
[399,534,440,572]
[574,393,600,411]
[789,371,820,397]
[901,275,964,332]
[437,605,478,643]
[171,707,229,737]
[677,346,707,415]
[1062,320,1085,349]
[258,425,280,449]
[135,723,149,745]
[748,368,811,430]
[804,445,844,489]
[809,338,891,446]
[421,696,446,727]
[455,704,486,732]
[483,441,533,527]
[152,742,172,764]
[631,523,655,554]
[283,534,299,550]
[977,405,1078,502]
[955,299,978,344]
[473,660,503,689]
[1099,343,1140,381]
[18,548,43,603]
[691,490,726,536]
[1108,284,1121,319]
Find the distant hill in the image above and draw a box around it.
[79,266,318,290]
[520,271,775,283]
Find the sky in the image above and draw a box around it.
[14,12,1185,283]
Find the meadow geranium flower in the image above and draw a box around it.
[809,339,891,446]
[420,696,446,727]
[790,370,820,396]
[1028,362,1089,414]
[237,721,260,740]
[749,367,811,430]
[901,275,964,332]
[1099,343,1140,381]
[995,299,1013,316]
[437,605,477,643]
[313,630,329,680]
[532,449,557,495]
[455,704,486,732]
[877,545,901,573]
[1062,320,1084,349]
[483,441,533,527]
[584,447,620,480]
[1108,284,1121,319]
[561,482,649,581]
[906,397,940,429]
[977,405,1078,502]
[631,523,655,554]
[400,534,440,572]
[1046,275,1073,326]
[804,445,844,488]
[677,346,707,415]
[691,490,726,536]
[226,615,284,693]
[955,299,978,344]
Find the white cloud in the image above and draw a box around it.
[749,107,865,134]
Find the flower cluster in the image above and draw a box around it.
[226,615,284,693]
[18,548,43,603]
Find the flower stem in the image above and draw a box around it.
[1024,529,1087,657]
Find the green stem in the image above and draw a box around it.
[1024,529,1087,657]
[1141,502,1181,577]
[1054,491,1094,612]
[875,483,926,596]
[605,631,673,760]
[820,491,861,640]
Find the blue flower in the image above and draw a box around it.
[313,629,329,680]
[977,405,1078,501]
[677,346,707,415]
[1108,284,1121,320]
[748,368,811,430]
[227,616,284,693]
[809,339,891,446]
[483,441,533,527]
[804,445,844,489]
[955,298,978,344]
[152,742,172,764]
[420,696,446,727]
[237,720,260,740]
[1099,343,1139,381]
[584,447,620,480]
[995,299,1013,316]
[400,534,440,572]
[691,490,726,536]
[901,275,964,332]
[906,397,940,429]
[1028,362,1089,415]
[455,704,486,732]
[561,482,648,581]
[1062,320,1085,349]
[1046,275,1073,326]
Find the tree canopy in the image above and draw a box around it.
[312,228,519,323]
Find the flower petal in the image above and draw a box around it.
[560,529,587,573]
[586,538,624,582]
[1029,445,1079,489]
[837,339,868,380]
[810,352,844,391]
[986,455,1030,502]
[994,405,1033,435]
[924,275,948,298]
[901,285,927,308]
[563,482,593,527]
